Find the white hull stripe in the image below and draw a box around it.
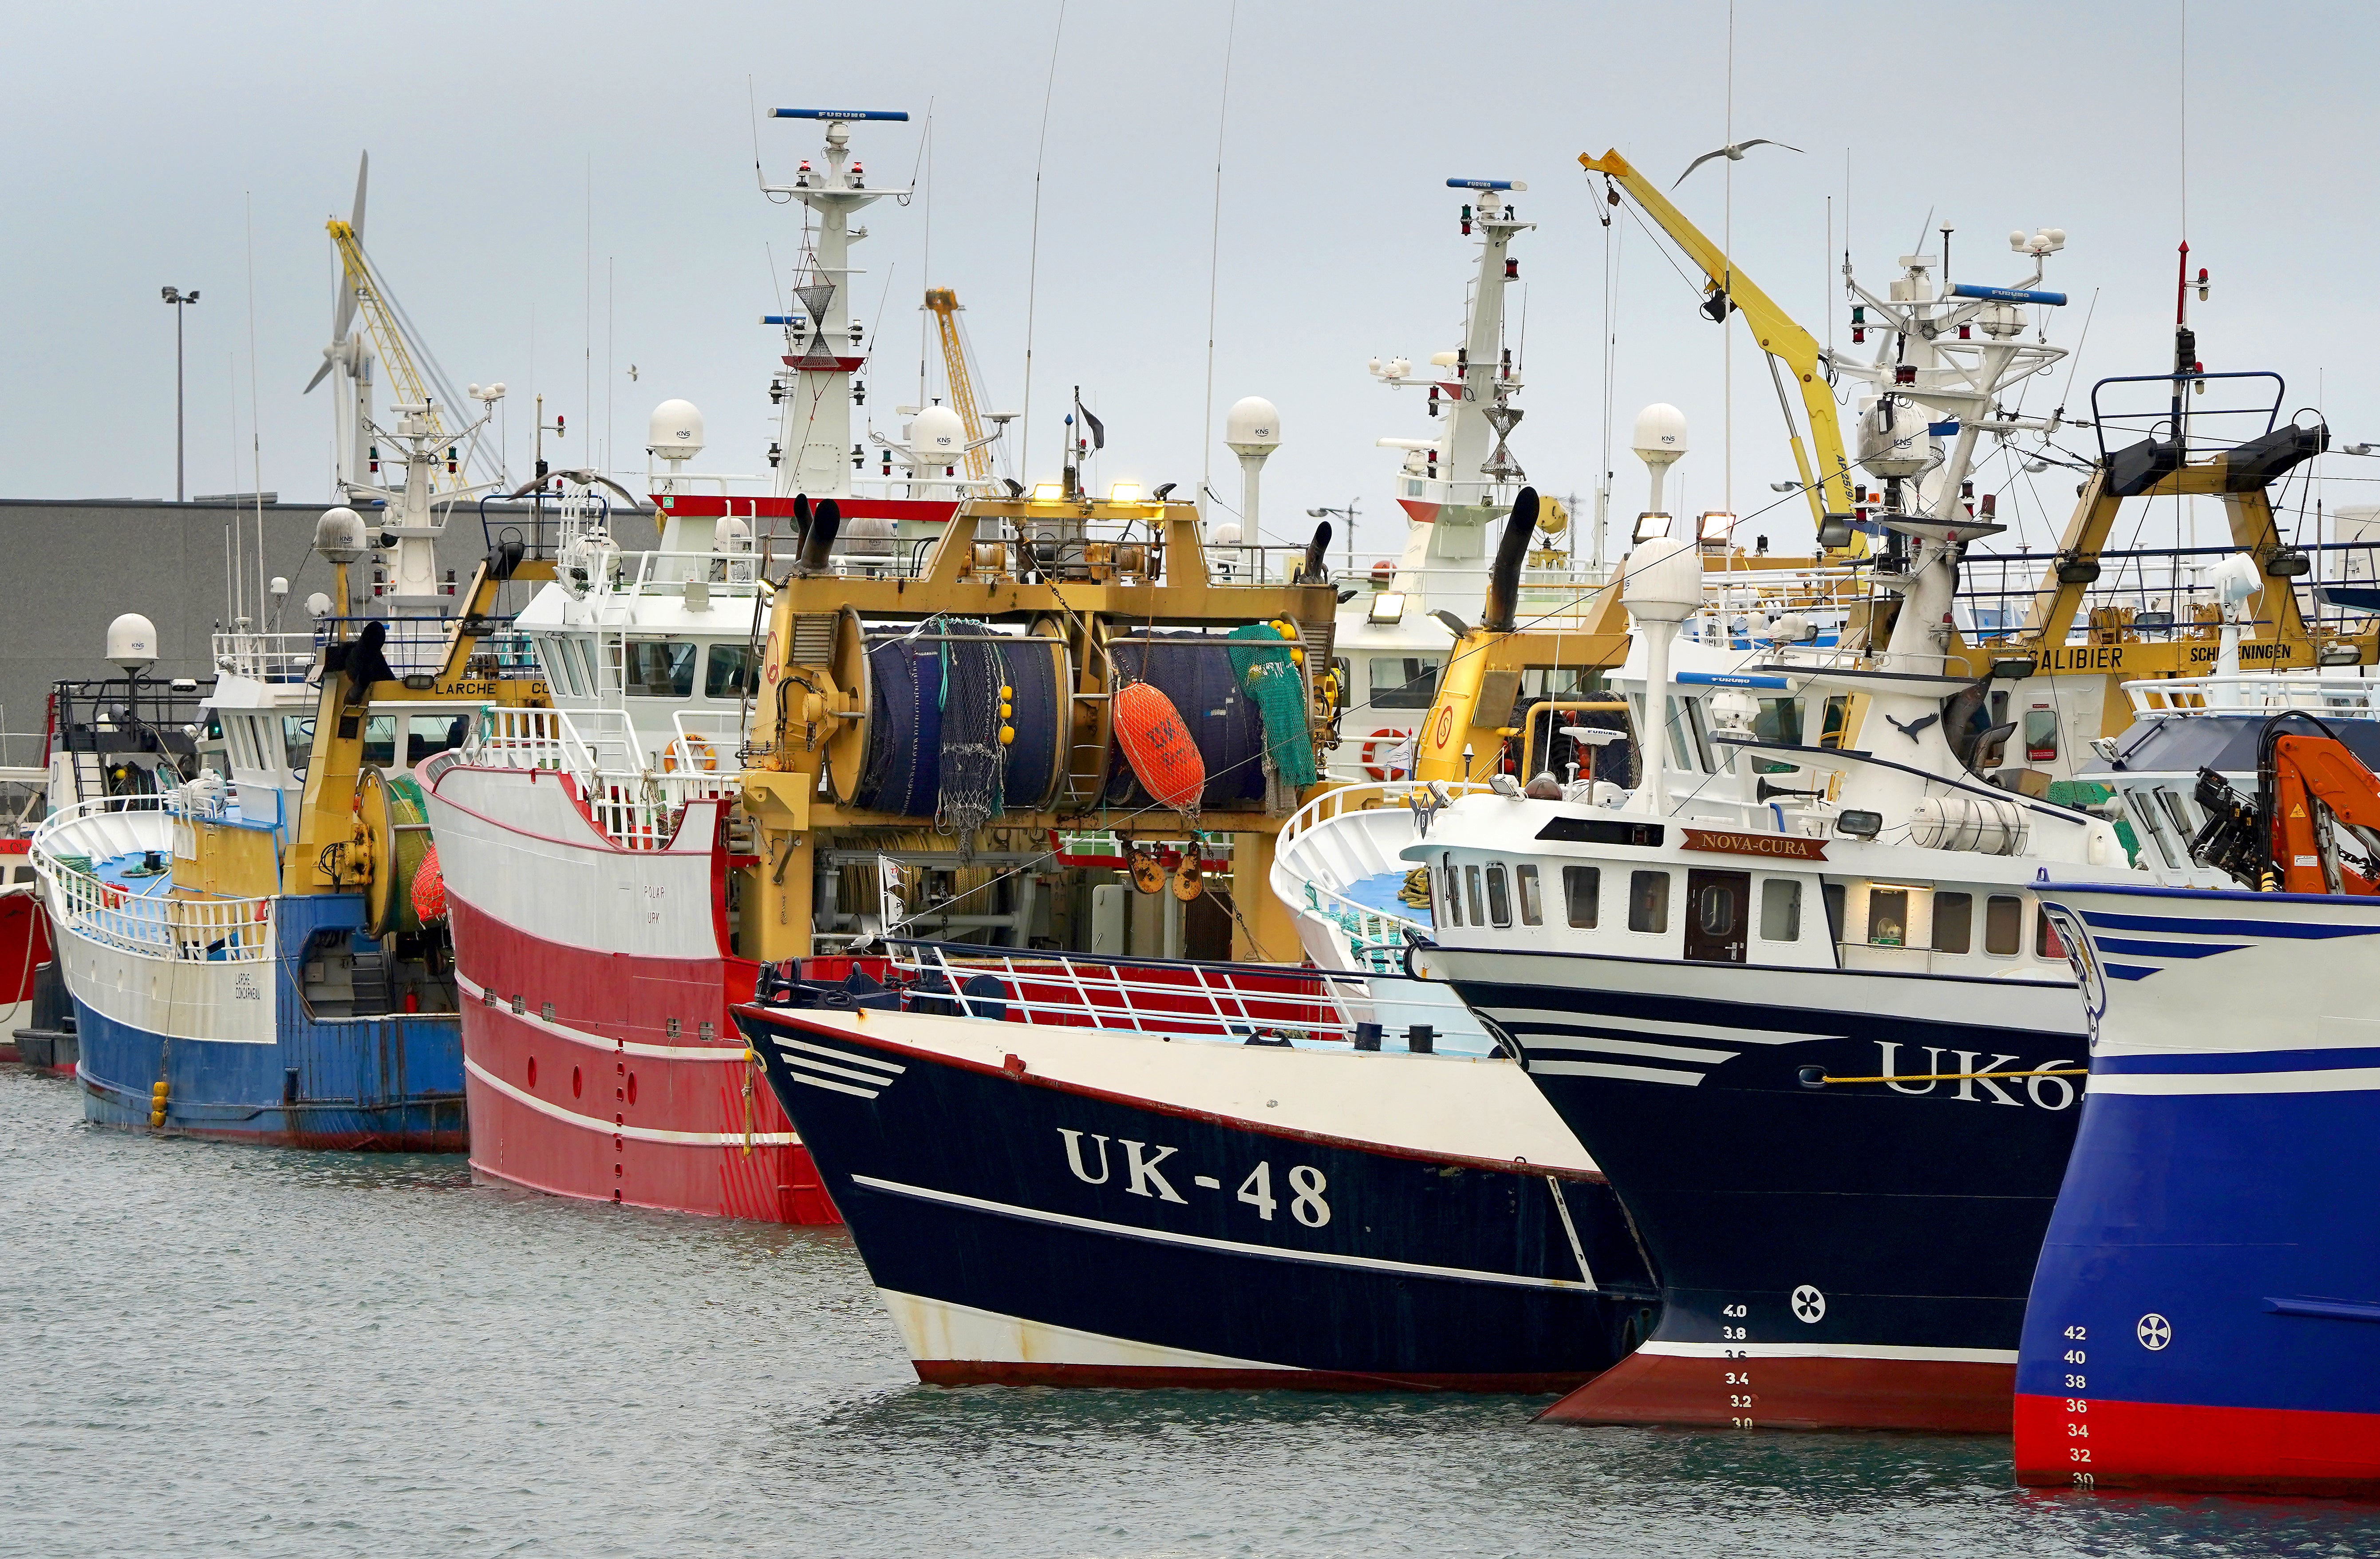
[464,1057,801,1146]
[455,971,750,1062]
[1481,1007,1844,1048]
[1530,1059,1705,1087]
[1639,1340,2018,1364]
[2092,1068,2380,1097]
[849,1174,1596,1292]
[876,1288,1294,1374]
[1520,1034,1737,1065]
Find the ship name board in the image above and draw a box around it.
[2023,641,2304,674]
[1679,828,1827,862]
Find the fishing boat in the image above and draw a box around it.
[1394,228,2198,1433]
[736,941,1655,1389]
[30,397,548,1145]
[2019,712,2380,1495]
[419,106,1001,1224]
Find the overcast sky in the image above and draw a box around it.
[7,1,2376,563]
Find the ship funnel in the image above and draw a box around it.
[1481,488,1541,633]
[798,498,842,571]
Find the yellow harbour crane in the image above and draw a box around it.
[924,288,995,482]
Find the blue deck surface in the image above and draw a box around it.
[1342,870,1428,924]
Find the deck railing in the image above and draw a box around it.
[2125,674,2380,718]
[856,941,1491,1055]
[461,705,739,851]
[31,797,274,964]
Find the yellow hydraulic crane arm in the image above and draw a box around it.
[924,288,993,482]
[326,218,456,489]
[1579,150,1858,547]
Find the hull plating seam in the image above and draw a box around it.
[464,1057,801,1147]
[454,972,754,1062]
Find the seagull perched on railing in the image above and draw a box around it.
[1674,138,1804,187]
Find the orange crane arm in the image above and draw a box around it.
[924,288,993,481]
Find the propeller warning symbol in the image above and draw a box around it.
[1792,1285,1826,1323]
[2138,1313,2172,1351]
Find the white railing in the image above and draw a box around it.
[876,944,1491,1056]
[462,705,738,851]
[213,630,318,682]
[1273,780,1492,968]
[31,797,274,964]
[2125,674,2380,718]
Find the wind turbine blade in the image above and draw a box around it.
[333,276,358,344]
[351,151,368,241]
[304,357,334,394]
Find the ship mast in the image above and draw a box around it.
[761,108,911,501]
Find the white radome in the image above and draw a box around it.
[1225,396,1281,456]
[106,612,158,673]
[1631,403,1689,466]
[647,399,705,463]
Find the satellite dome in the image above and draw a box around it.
[106,613,158,674]
[910,405,966,462]
[1622,535,1702,623]
[1631,404,1689,467]
[647,399,705,463]
[314,506,369,564]
[1224,397,1281,456]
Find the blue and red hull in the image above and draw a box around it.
[2018,882,2380,1496]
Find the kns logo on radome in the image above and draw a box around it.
[1873,1043,2079,1110]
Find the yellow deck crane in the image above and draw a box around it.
[1579,150,1859,554]
[924,288,995,483]
[324,215,463,495]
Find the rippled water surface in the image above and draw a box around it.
[7,1063,2379,1557]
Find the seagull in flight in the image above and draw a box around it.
[1674,138,1804,188]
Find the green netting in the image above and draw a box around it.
[2047,779,2140,866]
[1227,623,1317,788]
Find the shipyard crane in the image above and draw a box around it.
[924,287,998,482]
[1579,149,1859,552]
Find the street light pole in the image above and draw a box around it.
[162,286,200,501]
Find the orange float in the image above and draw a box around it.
[411,843,448,925]
[1112,680,1205,812]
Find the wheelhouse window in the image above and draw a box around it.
[1563,865,1600,929]
[1984,894,2024,957]
[1627,870,1670,934]
[407,713,470,766]
[1759,878,1801,941]
[624,638,698,699]
[281,716,315,773]
[2037,906,2066,960]
[539,636,586,698]
[1515,864,1543,926]
[1368,656,1443,709]
[1464,865,1486,927]
[2023,706,2058,762]
[1439,854,1461,926]
[1867,887,1909,948]
[1934,891,1973,954]
[704,642,756,700]
[1485,864,1512,928]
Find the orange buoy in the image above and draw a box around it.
[1112,680,1205,812]
[411,843,448,926]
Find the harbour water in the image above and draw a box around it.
[6,1063,2376,1559]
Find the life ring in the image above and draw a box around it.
[663,735,719,772]
[1361,728,1413,782]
